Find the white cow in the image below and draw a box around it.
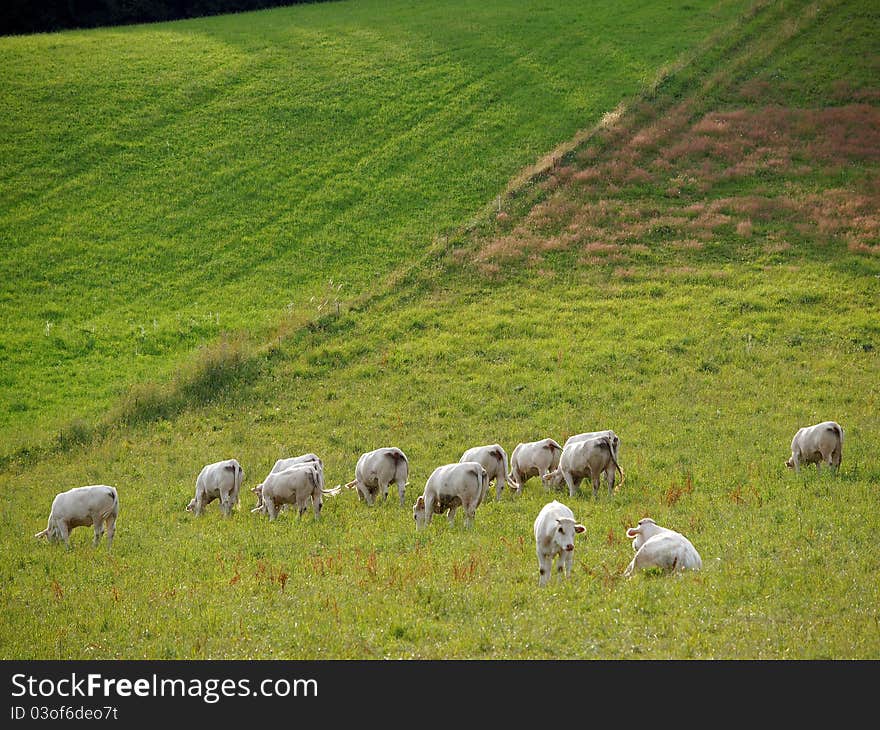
[186,458,244,516]
[541,435,624,498]
[255,453,324,510]
[35,485,119,550]
[785,421,844,474]
[344,447,409,506]
[251,463,341,521]
[533,500,586,587]
[564,429,620,461]
[459,443,512,502]
[508,438,563,492]
[268,453,323,479]
[413,461,488,530]
[623,517,702,577]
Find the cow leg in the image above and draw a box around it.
[447,505,457,526]
[605,466,616,495]
[564,473,576,498]
[396,480,406,508]
[219,485,232,516]
[92,518,104,548]
[58,521,71,550]
[824,449,836,473]
[463,501,476,529]
[360,482,375,506]
[266,498,278,522]
[539,469,551,491]
[538,554,552,587]
[592,471,601,499]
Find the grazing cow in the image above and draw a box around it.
[459,444,512,502]
[508,438,563,492]
[35,485,119,551]
[413,461,488,530]
[344,447,409,506]
[533,500,586,587]
[268,453,323,479]
[785,421,844,474]
[623,517,702,577]
[564,429,620,461]
[541,435,624,498]
[186,459,244,516]
[255,453,324,510]
[251,463,341,521]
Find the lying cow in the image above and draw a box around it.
[533,500,586,587]
[623,517,702,577]
[508,438,562,492]
[35,485,119,551]
[413,461,488,530]
[459,443,512,502]
[541,435,624,498]
[186,458,244,516]
[564,429,620,461]
[785,421,844,474]
[251,462,341,521]
[344,447,409,506]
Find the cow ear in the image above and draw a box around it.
[626,527,638,538]
[416,496,425,508]
[574,524,586,533]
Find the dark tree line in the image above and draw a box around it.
[2,1,324,36]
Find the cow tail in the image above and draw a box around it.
[394,449,408,483]
[498,448,511,490]
[606,439,625,488]
[235,462,243,506]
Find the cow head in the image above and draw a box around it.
[34,519,60,543]
[552,517,585,553]
[413,495,427,530]
[541,469,565,490]
[784,456,795,469]
[626,517,659,551]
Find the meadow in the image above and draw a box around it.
[0,0,878,660]
[0,0,751,456]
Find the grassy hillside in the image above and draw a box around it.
[0,0,751,456]
[1,0,878,660]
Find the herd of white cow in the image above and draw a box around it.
[34,420,844,585]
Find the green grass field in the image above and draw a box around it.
[1,0,878,660]
[0,0,752,456]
